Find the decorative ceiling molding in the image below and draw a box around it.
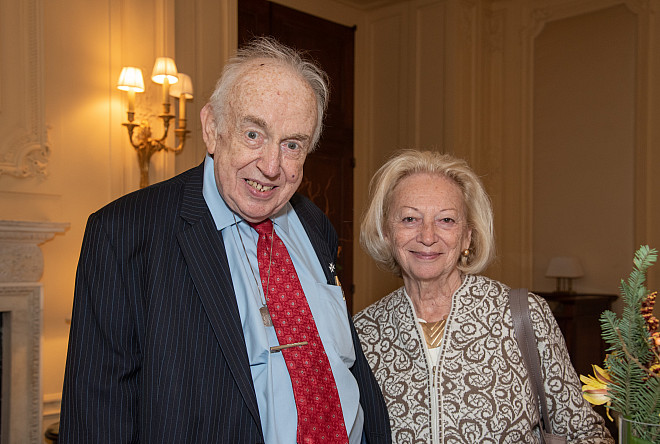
[525,0,648,39]
[0,0,49,178]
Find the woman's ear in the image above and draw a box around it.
[200,104,218,154]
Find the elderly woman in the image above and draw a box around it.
[354,150,612,443]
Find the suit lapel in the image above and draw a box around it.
[290,194,336,285]
[176,165,262,433]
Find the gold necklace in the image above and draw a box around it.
[419,318,447,349]
[232,214,275,327]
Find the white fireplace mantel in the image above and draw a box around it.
[0,220,69,283]
[0,219,68,443]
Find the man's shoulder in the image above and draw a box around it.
[101,164,201,208]
[91,163,203,224]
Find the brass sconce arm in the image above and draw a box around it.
[118,61,193,189]
[122,113,189,189]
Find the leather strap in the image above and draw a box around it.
[509,287,565,443]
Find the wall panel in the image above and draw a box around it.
[412,1,447,151]
[354,5,410,310]
[531,4,637,295]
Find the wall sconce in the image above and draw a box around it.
[117,57,192,188]
[545,256,584,293]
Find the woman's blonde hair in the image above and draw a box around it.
[360,149,495,276]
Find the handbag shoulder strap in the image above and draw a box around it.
[509,287,553,434]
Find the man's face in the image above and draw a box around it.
[201,61,318,223]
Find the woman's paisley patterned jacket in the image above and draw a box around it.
[354,274,613,444]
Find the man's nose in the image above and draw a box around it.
[258,142,281,178]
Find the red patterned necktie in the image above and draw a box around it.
[250,219,349,444]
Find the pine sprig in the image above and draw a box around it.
[634,375,660,424]
[598,245,659,437]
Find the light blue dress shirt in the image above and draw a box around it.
[202,155,364,443]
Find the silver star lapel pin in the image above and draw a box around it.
[329,262,336,273]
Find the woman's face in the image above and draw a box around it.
[386,172,472,285]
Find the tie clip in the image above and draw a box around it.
[269,341,308,353]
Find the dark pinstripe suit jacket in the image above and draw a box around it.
[59,163,391,443]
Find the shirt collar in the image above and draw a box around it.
[202,154,291,234]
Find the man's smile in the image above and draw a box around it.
[245,178,275,192]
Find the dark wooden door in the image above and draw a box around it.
[239,0,356,310]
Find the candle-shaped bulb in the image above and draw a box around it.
[117,67,145,121]
[170,73,193,128]
[162,77,170,108]
[127,90,136,121]
[178,97,187,129]
[151,57,178,115]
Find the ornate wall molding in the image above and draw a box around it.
[485,8,505,54]
[0,0,49,178]
[459,0,477,45]
[0,284,42,443]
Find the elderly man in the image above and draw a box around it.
[60,37,390,443]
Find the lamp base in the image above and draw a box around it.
[554,277,576,294]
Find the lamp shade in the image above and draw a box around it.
[151,57,179,85]
[169,73,194,99]
[117,67,145,92]
[545,256,584,278]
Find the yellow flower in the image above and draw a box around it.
[580,365,614,420]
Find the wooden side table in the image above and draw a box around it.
[536,292,619,437]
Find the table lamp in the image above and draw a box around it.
[545,256,584,293]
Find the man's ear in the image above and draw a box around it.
[200,104,218,154]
